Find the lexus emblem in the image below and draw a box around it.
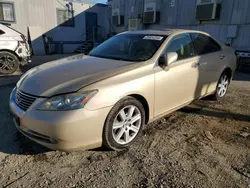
[16,95,21,103]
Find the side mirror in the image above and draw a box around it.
[158,52,178,69]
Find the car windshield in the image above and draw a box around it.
[89,34,167,62]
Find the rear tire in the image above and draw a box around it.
[211,72,230,100]
[0,51,19,75]
[103,96,145,151]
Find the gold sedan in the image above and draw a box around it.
[9,29,237,151]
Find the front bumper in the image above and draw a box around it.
[9,87,112,151]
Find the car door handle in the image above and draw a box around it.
[192,62,200,68]
[200,62,207,66]
[220,54,225,59]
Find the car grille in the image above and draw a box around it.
[15,90,37,111]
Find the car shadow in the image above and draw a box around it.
[0,127,50,155]
[0,86,50,155]
[180,105,250,123]
[14,131,51,155]
[0,120,51,155]
[233,72,250,82]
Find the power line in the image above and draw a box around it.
[57,0,68,9]
[123,0,137,31]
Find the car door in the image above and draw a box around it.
[191,33,224,96]
[154,33,200,117]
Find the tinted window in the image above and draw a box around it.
[163,34,195,61]
[0,29,4,35]
[191,33,221,55]
[89,34,166,62]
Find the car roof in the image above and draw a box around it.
[123,29,209,36]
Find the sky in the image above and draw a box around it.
[64,0,107,4]
[90,0,107,3]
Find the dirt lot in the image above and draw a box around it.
[0,73,250,188]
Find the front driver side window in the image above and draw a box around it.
[163,34,195,61]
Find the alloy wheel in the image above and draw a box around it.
[0,55,16,74]
[112,105,142,145]
[218,75,229,97]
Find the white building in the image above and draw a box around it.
[0,0,109,55]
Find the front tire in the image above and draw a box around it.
[212,72,230,100]
[0,51,19,75]
[103,96,145,151]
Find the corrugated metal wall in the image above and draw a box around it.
[110,0,250,51]
[2,0,108,54]
[8,0,57,36]
[9,0,93,39]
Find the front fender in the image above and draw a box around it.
[84,80,153,110]
[82,64,155,119]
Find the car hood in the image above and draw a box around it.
[17,54,140,97]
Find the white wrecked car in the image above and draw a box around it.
[0,23,31,74]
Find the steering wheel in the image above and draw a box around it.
[134,51,149,59]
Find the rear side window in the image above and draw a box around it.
[191,33,221,55]
[163,33,195,61]
[0,29,5,35]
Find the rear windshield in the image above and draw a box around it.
[89,34,167,62]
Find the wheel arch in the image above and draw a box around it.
[128,94,150,124]
[0,49,21,61]
[223,67,233,81]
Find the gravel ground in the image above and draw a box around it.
[0,73,250,188]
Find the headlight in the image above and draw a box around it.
[37,90,98,111]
